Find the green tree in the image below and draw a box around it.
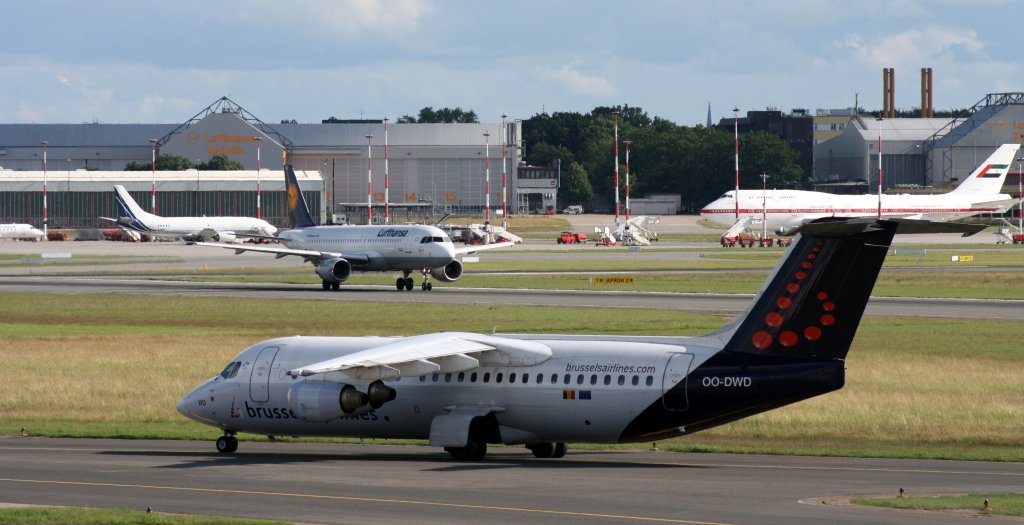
[155,154,194,171]
[124,161,150,171]
[409,107,479,123]
[559,160,593,207]
[197,154,245,171]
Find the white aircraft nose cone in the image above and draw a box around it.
[176,395,191,417]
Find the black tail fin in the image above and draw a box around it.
[284,165,317,229]
[717,218,898,360]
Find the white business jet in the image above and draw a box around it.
[178,217,983,460]
[701,143,1020,235]
[197,165,514,291]
[101,185,277,242]
[0,223,45,241]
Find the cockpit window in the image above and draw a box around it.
[420,236,446,244]
[219,361,241,379]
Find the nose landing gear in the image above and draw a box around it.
[216,433,239,454]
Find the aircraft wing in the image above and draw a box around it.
[194,242,371,264]
[972,197,1020,213]
[288,331,552,382]
[453,241,516,256]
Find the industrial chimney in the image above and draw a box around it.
[920,68,933,118]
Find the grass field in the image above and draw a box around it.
[853,493,1024,517]
[1,293,1021,461]
[0,507,290,525]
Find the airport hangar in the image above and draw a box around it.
[811,92,1024,195]
[0,97,554,229]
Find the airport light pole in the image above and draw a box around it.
[150,138,157,214]
[501,113,508,229]
[384,117,390,225]
[484,131,491,223]
[733,107,740,221]
[613,111,620,226]
[623,139,632,222]
[254,136,262,220]
[876,114,884,219]
[41,140,48,236]
[365,133,373,225]
[761,172,768,240]
[1018,156,1023,232]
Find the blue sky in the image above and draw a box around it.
[3,0,1019,126]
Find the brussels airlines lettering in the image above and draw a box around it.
[244,402,378,421]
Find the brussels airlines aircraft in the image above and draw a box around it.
[198,165,514,291]
[102,185,277,242]
[701,143,1020,234]
[0,223,45,240]
[178,217,983,460]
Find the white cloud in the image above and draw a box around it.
[837,26,984,68]
[542,65,615,98]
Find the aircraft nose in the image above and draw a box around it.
[176,393,192,417]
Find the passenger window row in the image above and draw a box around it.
[418,371,655,387]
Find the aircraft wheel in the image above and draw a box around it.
[527,442,556,458]
[216,435,238,454]
[426,282,433,291]
[396,278,405,291]
[321,280,330,290]
[551,442,567,458]
[446,436,486,461]
[331,282,340,291]
[421,282,428,291]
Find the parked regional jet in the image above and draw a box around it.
[178,217,983,460]
[0,223,45,241]
[701,143,1020,235]
[197,165,513,291]
[101,185,277,242]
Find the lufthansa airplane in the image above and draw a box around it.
[701,143,1020,235]
[198,165,514,291]
[102,185,278,242]
[178,217,983,459]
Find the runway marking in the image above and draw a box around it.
[635,459,1024,478]
[0,477,730,525]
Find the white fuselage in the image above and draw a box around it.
[278,224,458,272]
[0,223,45,240]
[122,215,278,240]
[700,189,1012,231]
[177,335,711,444]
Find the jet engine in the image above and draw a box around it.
[315,258,352,284]
[200,229,237,243]
[287,381,369,422]
[431,260,463,282]
[366,380,397,408]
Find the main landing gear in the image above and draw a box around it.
[321,280,340,291]
[216,433,238,454]
[395,269,433,291]
[527,442,567,459]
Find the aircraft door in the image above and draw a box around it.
[249,346,279,403]
[661,353,693,411]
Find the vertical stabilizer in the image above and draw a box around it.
[717,219,898,360]
[113,185,157,232]
[949,144,1020,195]
[284,165,317,229]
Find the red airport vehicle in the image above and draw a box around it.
[556,231,588,244]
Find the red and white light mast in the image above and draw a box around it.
[254,136,262,220]
[613,111,620,226]
[733,107,740,220]
[149,138,157,214]
[41,140,49,236]
[623,139,632,222]
[484,131,491,223]
[366,133,373,225]
[876,114,884,218]
[501,113,508,229]
[384,117,390,225]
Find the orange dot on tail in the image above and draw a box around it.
[779,331,798,347]
[765,312,783,327]
[820,314,835,326]
[776,296,792,309]
[752,331,773,350]
[787,283,800,293]
[817,291,828,300]
[822,301,835,312]
[804,326,822,340]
